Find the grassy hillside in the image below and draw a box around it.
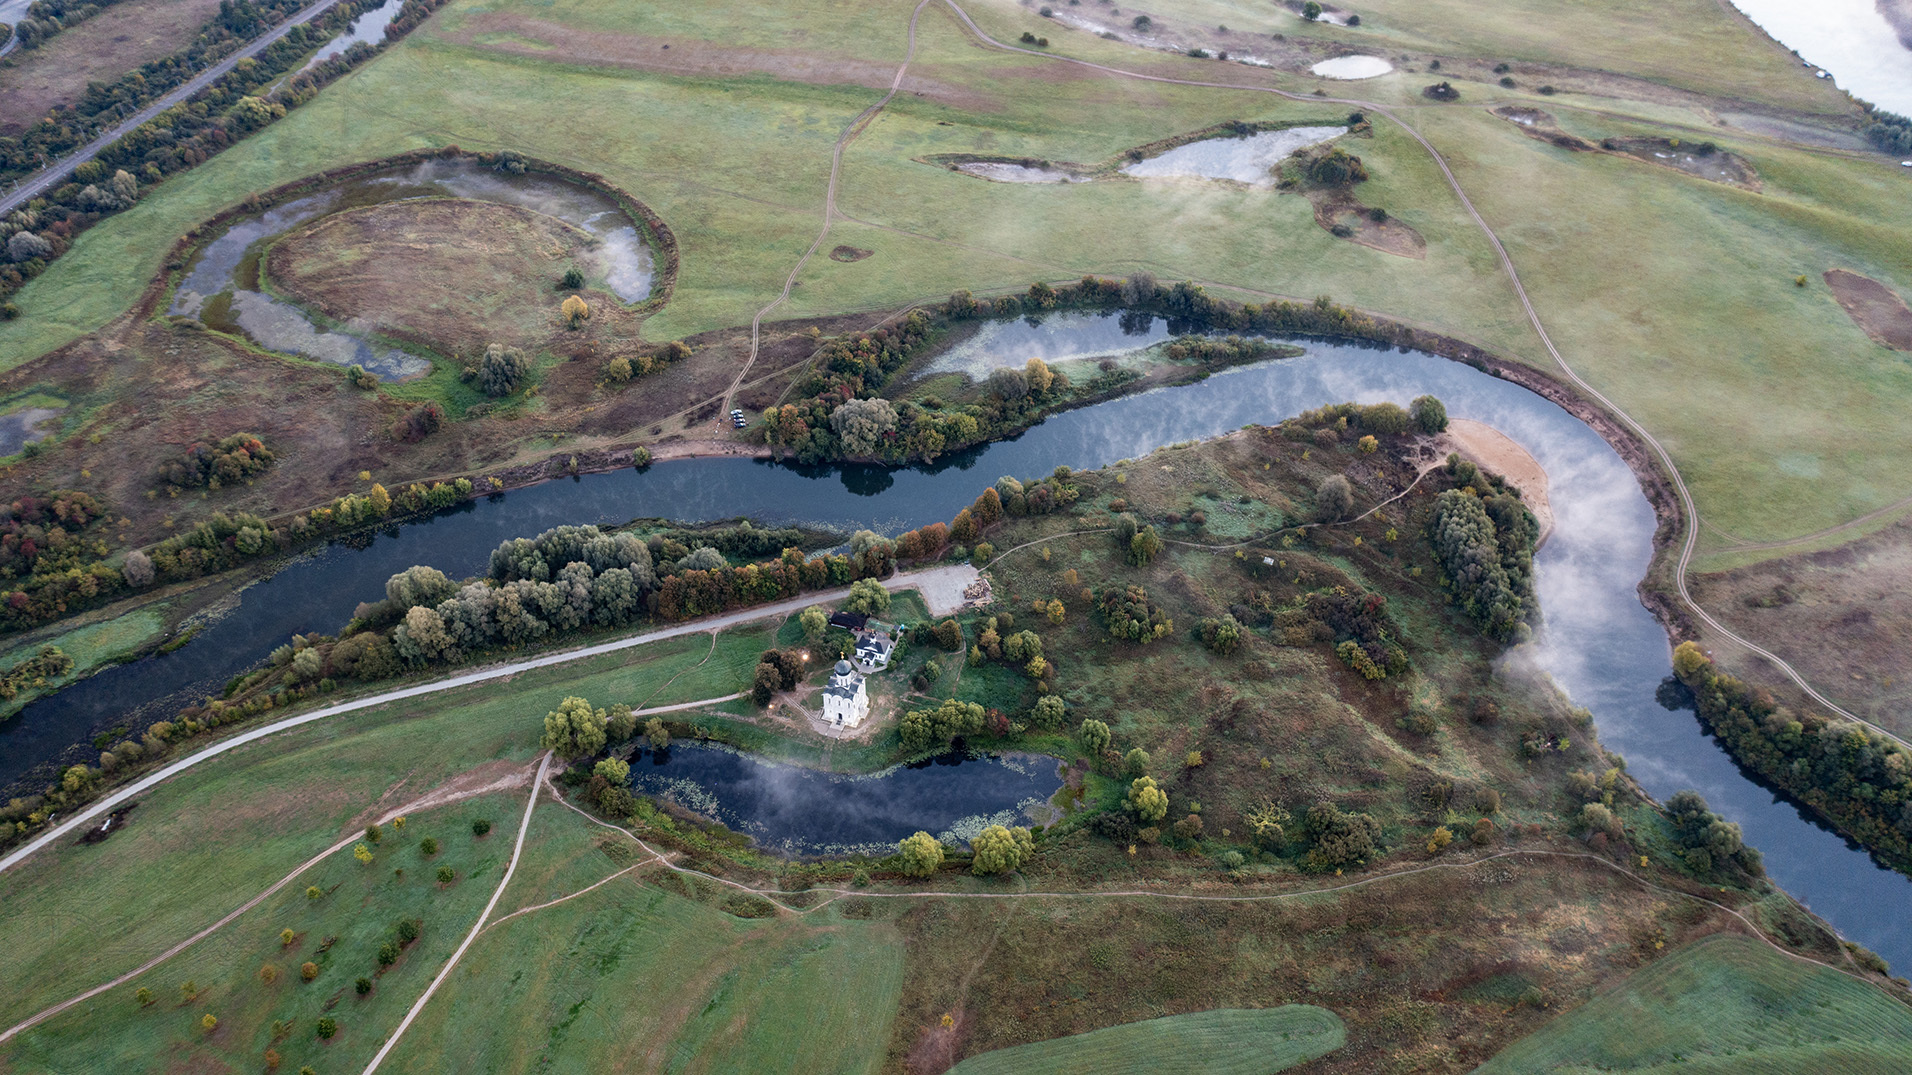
[1474,935,1912,1073]
[946,1006,1345,1074]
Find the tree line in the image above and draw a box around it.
[1,0,452,314]
[1427,456,1538,642]
[1674,640,1912,877]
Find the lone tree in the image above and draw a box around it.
[845,578,891,615]
[559,266,584,290]
[898,831,944,877]
[1316,474,1355,521]
[541,696,609,759]
[970,824,1034,875]
[1127,776,1169,822]
[477,343,530,397]
[1078,719,1111,755]
[561,294,591,329]
[801,606,829,640]
[1410,394,1448,434]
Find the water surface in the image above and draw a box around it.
[1310,56,1393,80]
[6,334,1912,967]
[1728,0,1912,114]
[956,162,1088,184]
[628,745,1062,855]
[297,0,404,72]
[1121,127,1346,186]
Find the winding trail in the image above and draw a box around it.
[545,772,1870,986]
[930,0,1897,744]
[720,0,936,417]
[360,752,550,1075]
[0,758,540,1047]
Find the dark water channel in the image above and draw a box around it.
[6,314,1910,965]
[628,746,1062,856]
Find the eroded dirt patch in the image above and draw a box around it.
[1306,189,1425,259]
[1603,136,1759,190]
[440,13,993,110]
[1825,269,1912,352]
[830,245,874,262]
[1490,107,1598,152]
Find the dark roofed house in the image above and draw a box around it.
[829,610,869,631]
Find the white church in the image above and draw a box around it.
[821,659,870,728]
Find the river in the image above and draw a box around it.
[1729,0,1912,115]
[5,314,1910,965]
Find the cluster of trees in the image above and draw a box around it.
[470,344,529,396]
[393,529,657,664]
[1307,588,1409,680]
[898,698,988,753]
[752,648,808,705]
[603,340,691,383]
[1112,512,1163,567]
[1301,801,1383,871]
[391,401,444,443]
[0,490,122,632]
[0,0,450,309]
[1305,148,1370,186]
[1673,641,1912,875]
[1864,108,1912,156]
[0,645,73,701]
[1099,585,1173,643]
[1161,335,1288,364]
[5,0,135,49]
[1427,459,1537,641]
[156,433,274,490]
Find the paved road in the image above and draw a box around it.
[0,0,348,215]
[0,568,952,876]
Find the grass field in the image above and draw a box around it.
[3,793,516,1074]
[946,1006,1345,1074]
[0,620,771,1030]
[1474,935,1912,1073]
[380,808,904,1074]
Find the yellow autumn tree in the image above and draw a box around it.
[561,294,590,329]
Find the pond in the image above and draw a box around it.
[0,404,62,456]
[166,159,655,380]
[1120,127,1346,186]
[956,162,1088,184]
[8,325,1912,967]
[627,745,1063,856]
[1310,56,1393,80]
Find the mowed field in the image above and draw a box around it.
[945,1006,1345,1074]
[1473,935,1912,1073]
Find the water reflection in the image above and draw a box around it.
[1120,126,1347,186]
[7,336,1911,965]
[1727,0,1912,115]
[627,745,1062,855]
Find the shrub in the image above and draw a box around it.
[316,1016,336,1039]
[898,831,944,876]
[157,434,274,490]
[1410,394,1448,434]
[473,818,492,836]
[300,962,318,981]
[436,865,455,883]
[1306,148,1369,186]
[356,977,373,995]
[970,824,1034,875]
[559,266,584,290]
[1315,475,1354,521]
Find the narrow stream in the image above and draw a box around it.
[6,316,1908,964]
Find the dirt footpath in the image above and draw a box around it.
[1443,420,1554,546]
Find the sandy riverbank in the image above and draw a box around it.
[1442,419,1554,546]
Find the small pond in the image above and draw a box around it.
[0,405,63,456]
[1120,127,1346,186]
[956,162,1088,184]
[167,159,655,380]
[1310,56,1393,80]
[627,745,1064,856]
